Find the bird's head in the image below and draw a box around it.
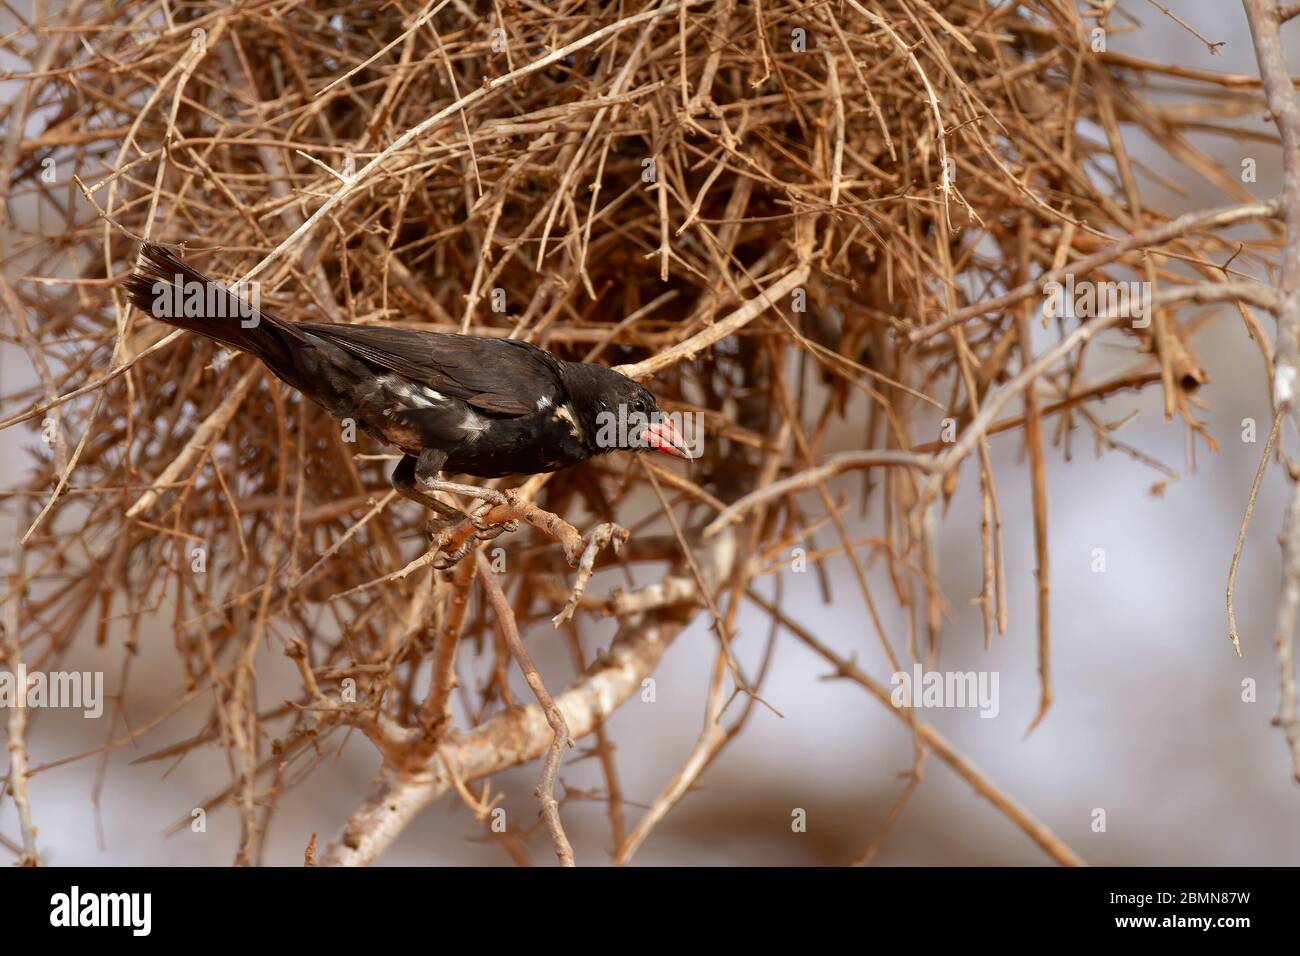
[559,362,694,461]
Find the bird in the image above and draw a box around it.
[123,243,692,551]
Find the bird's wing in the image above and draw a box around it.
[298,325,564,417]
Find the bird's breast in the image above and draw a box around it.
[442,406,592,477]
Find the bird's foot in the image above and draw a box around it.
[431,534,477,570]
[421,490,524,567]
[418,513,471,569]
[471,522,509,542]
[470,489,520,538]
[421,519,471,570]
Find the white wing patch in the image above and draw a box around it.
[553,403,584,442]
[460,409,488,439]
[383,376,446,408]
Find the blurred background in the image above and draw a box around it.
[2,2,1298,865]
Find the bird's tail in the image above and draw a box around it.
[122,243,304,371]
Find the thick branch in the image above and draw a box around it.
[1244,0,1300,779]
[319,599,700,865]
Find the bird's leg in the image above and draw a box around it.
[414,449,511,541]
[415,451,509,509]
[390,453,466,530]
[391,454,494,567]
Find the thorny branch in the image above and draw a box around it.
[475,550,575,867]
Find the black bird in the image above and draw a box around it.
[123,243,691,537]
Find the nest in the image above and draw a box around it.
[0,0,1282,865]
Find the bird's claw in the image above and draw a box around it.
[432,534,476,569]
[469,506,496,532]
[470,490,518,531]
[472,522,507,541]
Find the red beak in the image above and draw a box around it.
[640,420,694,460]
